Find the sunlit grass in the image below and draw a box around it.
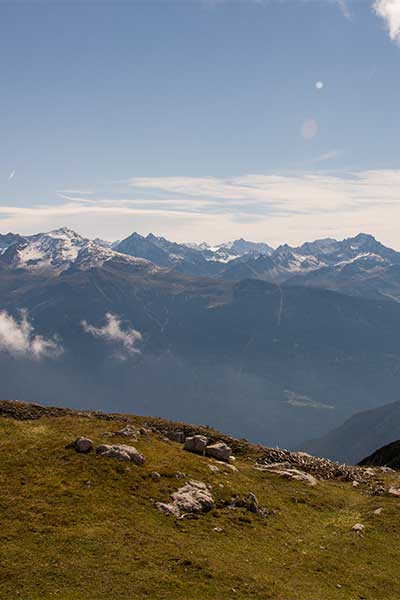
[1,415,400,599]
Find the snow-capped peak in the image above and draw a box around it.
[1,227,157,274]
[47,226,82,238]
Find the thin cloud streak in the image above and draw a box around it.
[314,150,342,162]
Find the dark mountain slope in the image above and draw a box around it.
[303,400,400,464]
[2,258,400,448]
[359,439,400,469]
[114,232,221,276]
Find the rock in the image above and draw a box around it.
[233,492,269,517]
[208,464,220,474]
[115,424,140,437]
[223,463,239,473]
[206,442,232,462]
[352,523,365,533]
[96,444,145,465]
[156,480,214,517]
[255,461,292,471]
[388,486,400,497]
[68,437,93,453]
[150,471,161,481]
[260,464,317,486]
[155,502,180,517]
[104,424,140,439]
[372,507,383,515]
[352,480,360,488]
[294,451,313,459]
[379,466,395,473]
[139,427,151,439]
[213,527,224,533]
[165,430,185,443]
[183,435,208,455]
[240,492,259,514]
[364,467,376,476]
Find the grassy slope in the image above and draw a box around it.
[1,410,400,600]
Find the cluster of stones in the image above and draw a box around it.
[257,448,385,486]
[68,437,145,465]
[183,434,232,462]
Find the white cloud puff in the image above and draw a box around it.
[374,0,400,44]
[82,313,142,357]
[0,309,63,360]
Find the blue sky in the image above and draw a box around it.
[1,0,400,246]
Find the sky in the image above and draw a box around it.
[1,0,400,247]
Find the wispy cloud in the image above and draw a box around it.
[3,169,400,247]
[314,149,342,162]
[337,0,351,19]
[82,313,142,358]
[0,309,63,360]
[374,0,400,44]
[57,189,93,196]
[8,170,15,181]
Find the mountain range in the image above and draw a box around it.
[3,227,400,302]
[1,226,400,454]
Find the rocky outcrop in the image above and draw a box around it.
[96,444,145,464]
[156,480,214,517]
[183,435,232,462]
[257,448,383,485]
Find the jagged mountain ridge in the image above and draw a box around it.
[2,228,400,302]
